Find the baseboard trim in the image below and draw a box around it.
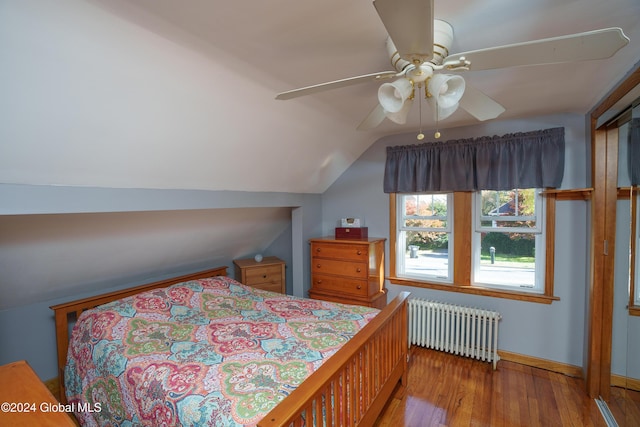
[611,374,640,392]
[498,350,583,378]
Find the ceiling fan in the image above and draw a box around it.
[275,0,629,134]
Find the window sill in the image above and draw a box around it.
[629,305,640,317]
[388,276,560,304]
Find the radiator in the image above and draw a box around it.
[408,298,501,369]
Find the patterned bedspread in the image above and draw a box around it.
[65,275,379,426]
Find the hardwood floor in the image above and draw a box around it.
[375,347,640,427]
[43,346,639,426]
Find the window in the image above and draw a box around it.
[389,191,557,304]
[473,189,545,292]
[395,193,453,282]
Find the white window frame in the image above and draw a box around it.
[471,189,546,293]
[395,193,454,283]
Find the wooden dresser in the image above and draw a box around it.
[308,237,387,309]
[0,360,76,426]
[233,256,286,293]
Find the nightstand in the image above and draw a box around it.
[233,256,286,293]
[308,237,387,309]
[0,360,76,426]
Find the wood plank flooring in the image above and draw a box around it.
[375,347,640,427]
[44,346,639,426]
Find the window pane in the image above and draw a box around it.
[476,231,536,288]
[402,231,450,280]
[479,189,538,231]
[398,193,452,282]
[480,189,535,217]
[403,194,448,228]
[474,189,542,292]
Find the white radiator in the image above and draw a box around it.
[408,298,501,369]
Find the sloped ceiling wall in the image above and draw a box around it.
[0,0,375,194]
[0,208,292,310]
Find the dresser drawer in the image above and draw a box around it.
[312,258,368,279]
[312,274,368,297]
[309,289,388,309]
[311,242,368,262]
[244,264,283,286]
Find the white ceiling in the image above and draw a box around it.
[1,0,640,194]
[103,0,640,132]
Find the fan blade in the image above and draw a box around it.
[444,27,629,72]
[275,71,397,100]
[373,0,434,64]
[357,104,386,130]
[459,84,505,121]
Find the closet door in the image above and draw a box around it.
[590,70,640,426]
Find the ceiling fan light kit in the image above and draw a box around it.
[275,0,630,135]
[378,78,415,114]
[426,73,465,119]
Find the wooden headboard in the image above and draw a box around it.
[49,266,228,402]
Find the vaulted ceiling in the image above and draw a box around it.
[1,0,640,194]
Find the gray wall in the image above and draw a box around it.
[320,113,591,369]
[0,185,322,380]
[0,113,593,379]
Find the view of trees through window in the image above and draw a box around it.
[401,194,451,280]
[476,189,539,288]
[399,190,541,289]
[478,189,537,264]
[404,194,448,250]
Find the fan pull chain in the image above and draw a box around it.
[435,103,441,139]
[433,83,441,139]
[417,83,425,140]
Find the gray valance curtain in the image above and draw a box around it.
[383,127,565,193]
[629,118,640,185]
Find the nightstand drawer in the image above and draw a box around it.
[244,264,283,286]
[251,281,284,293]
[311,242,368,262]
[312,274,368,297]
[312,259,368,279]
[233,256,286,294]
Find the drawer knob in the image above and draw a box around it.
[357,285,362,289]
[356,268,361,273]
[316,247,321,252]
[317,280,322,284]
[357,250,362,255]
[263,274,267,279]
[317,264,321,268]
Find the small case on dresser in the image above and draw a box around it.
[335,227,368,239]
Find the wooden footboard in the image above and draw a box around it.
[51,268,409,427]
[258,291,410,427]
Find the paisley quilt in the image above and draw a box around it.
[65,276,379,426]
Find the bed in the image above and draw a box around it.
[51,267,409,426]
